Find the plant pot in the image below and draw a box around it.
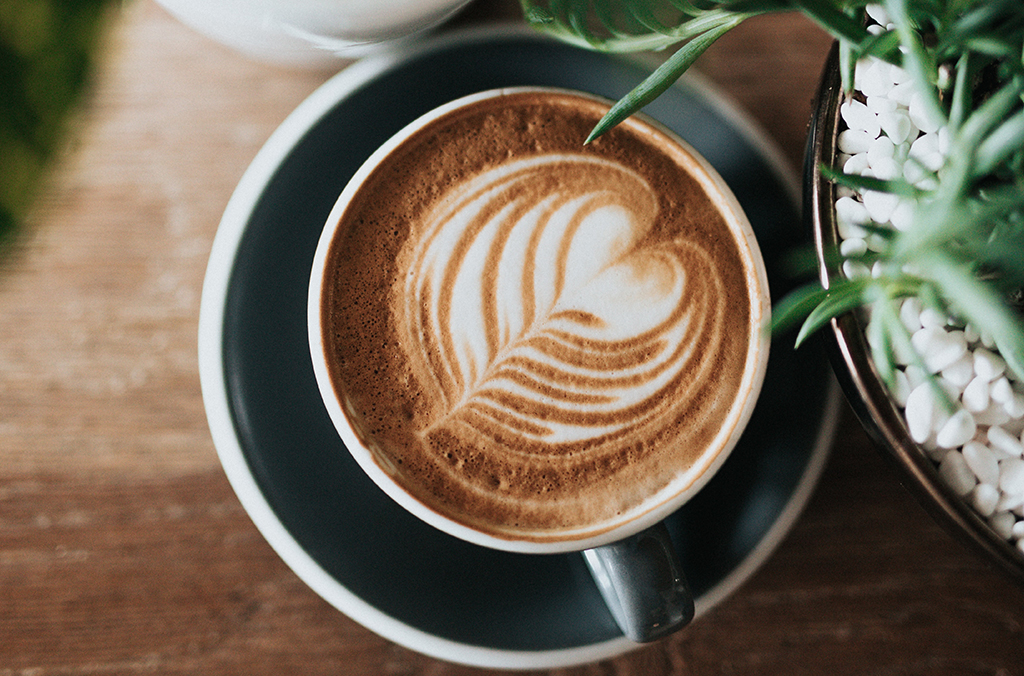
[806,44,1024,584]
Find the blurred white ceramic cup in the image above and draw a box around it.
[155,0,473,67]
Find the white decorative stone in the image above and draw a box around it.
[844,152,871,176]
[878,109,914,144]
[840,237,868,258]
[990,511,1016,539]
[936,408,976,449]
[970,483,1000,517]
[839,128,876,154]
[939,353,974,388]
[836,195,871,225]
[905,382,938,443]
[988,426,1023,458]
[889,198,916,231]
[974,348,1006,382]
[911,326,967,373]
[863,190,900,223]
[991,376,1014,404]
[938,450,976,496]
[962,376,991,413]
[841,99,881,138]
[999,458,1024,495]
[962,441,1000,486]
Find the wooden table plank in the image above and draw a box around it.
[1,1,1021,674]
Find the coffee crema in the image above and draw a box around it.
[319,90,767,542]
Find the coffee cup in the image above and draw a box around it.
[307,87,771,642]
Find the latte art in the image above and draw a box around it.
[315,89,768,543]
[397,154,727,459]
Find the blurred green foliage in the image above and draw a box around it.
[0,0,113,248]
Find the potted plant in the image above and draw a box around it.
[520,0,1024,579]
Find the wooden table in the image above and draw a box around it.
[2,1,1022,673]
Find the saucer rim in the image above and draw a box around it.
[197,23,839,669]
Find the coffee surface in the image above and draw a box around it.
[320,90,762,542]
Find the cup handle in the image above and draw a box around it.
[582,522,695,642]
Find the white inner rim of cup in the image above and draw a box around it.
[306,85,772,554]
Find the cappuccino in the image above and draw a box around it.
[314,89,769,545]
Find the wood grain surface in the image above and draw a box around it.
[1,1,1022,674]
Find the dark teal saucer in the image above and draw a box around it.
[198,24,838,669]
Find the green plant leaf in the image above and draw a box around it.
[771,281,830,336]
[794,277,874,347]
[586,15,744,142]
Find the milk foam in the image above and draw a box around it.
[396,152,728,449]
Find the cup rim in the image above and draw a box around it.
[307,85,773,554]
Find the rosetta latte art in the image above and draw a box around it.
[395,154,730,469]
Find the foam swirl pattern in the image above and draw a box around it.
[394,153,733,513]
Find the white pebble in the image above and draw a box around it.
[866,233,888,252]
[973,348,1006,382]
[840,237,868,258]
[911,327,967,373]
[990,511,1016,539]
[863,190,900,223]
[903,158,930,186]
[867,135,895,163]
[841,99,881,138]
[939,353,974,388]
[991,376,1014,404]
[962,376,991,412]
[970,483,1000,517]
[878,109,913,144]
[939,450,976,495]
[835,195,870,225]
[857,59,895,98]
[869,157,902,181]
[974,401,1012,427]
[905,382,938,443]
[1012,520,1024,539]
[887,80,917,107]
[909,91,943,134]
[964,324,981,344]
[865,4,890,26]
[936,408,976,448]
[996,489,1024,512]
[888,63,909,86]
[838,220,869,241]
[839,128,876,154]
[867,95,898,115]
[999,458,1024,495]
[842,259,871,280]
[909,133,944,171]
[1004,392,1024,419]
[987,426,1023,458]
[844,152,871,176]
[919,307,948,329]
[963,441,1001,486]
[900,297,923,332]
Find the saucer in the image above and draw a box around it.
[198,24,839,669]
